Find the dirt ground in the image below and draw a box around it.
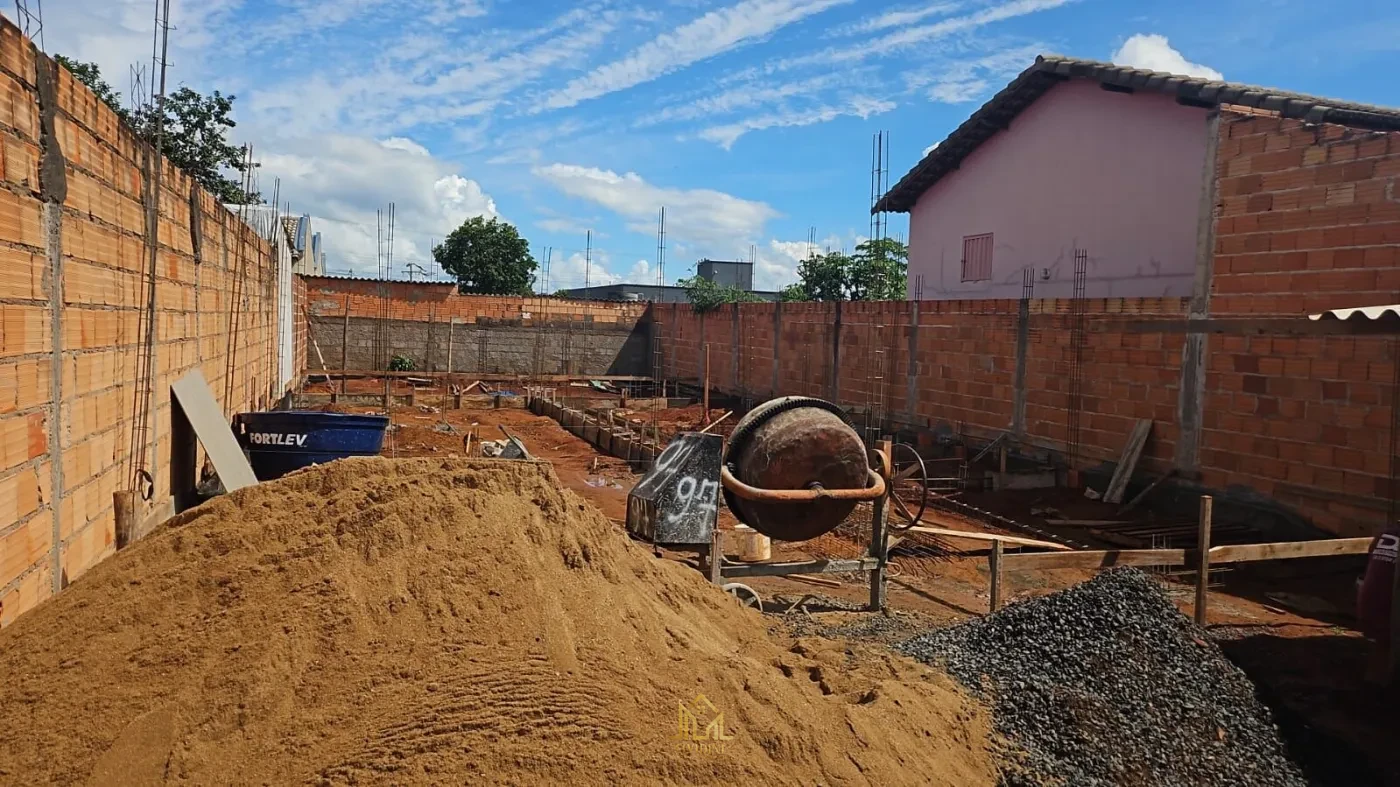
[363,400,1396,782]
[0,458,998,785]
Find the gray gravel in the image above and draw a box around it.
[897,568,1307,787]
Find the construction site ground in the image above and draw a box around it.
[332,397,1396,782]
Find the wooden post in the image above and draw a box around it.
[870,439,892,612]
[989,538,1003,613]
[447,318,455,375]
[1389,542,1400,686]
[426,305,436,372]
[708,526,724,584]
[998,444,1008,474]
[340,295,350,395]
[114,491,136,549]
[1195,494,1213,626]
[702,343,711,421]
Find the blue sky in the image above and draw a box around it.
[41,0,1400,290]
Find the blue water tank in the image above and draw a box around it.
[234,411,389,481]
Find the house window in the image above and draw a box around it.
[961,233,993,282]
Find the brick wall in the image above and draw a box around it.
[302,276,654,376]
[1212,110,1400,316]
[1198,111,1400,536]
[0,21,290,626]
[650,112,1400,540]
[660,291,1395,539]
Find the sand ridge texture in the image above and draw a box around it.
[0,458,995,785]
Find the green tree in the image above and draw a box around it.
[678,274,760,313]
[784,239,909,302]
[434,216,537,295]
[848,237,908,301]
[778,282,810,302]
[55,56,256,204]
[148,87,254,204]
[793,250,853,302]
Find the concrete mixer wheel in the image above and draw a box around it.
[722,582,763,611]
[887,442,930,532]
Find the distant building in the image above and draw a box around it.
[280,215,324,276]
[561,257,774,303]
[559,282,779,304]
[876,54,1400,301]
[697,259,753,290]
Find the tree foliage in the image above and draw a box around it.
[678,274,761,313]
[55,55,256,204]
[849,237,908,301]
[434,216,538,296]
[781,238,909,302]
[150,88,254,204]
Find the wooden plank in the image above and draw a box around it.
[906,526,1072,551]
[1208,538,1373,564]
[322,370,653,382]
[171,370,258,492]
[1002,548,1187,571]
[989,539,1003,613]
[1195,496,1212,626]
[719,558,880,578]
[1103,419,1152,504]
[1118,469,1176,514]
[1088,529,1147,548]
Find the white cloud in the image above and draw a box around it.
[698,96,896,149]
[646,71,854,125]
[535,216,597,235]
[532,163,780,248]
[911,44,1044,104]
[841,1,962,34]
[929,78,987,102]
[776,0,1072,71]
[1110,34,1223,80]
[922,140,940,156]
[626,259,654,283]
[41,0,242,95]
[257,136,497,276]
[540,0,853,110]
[546,250,623,291]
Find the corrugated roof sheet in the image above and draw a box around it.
[1308,305,1400,321]
[875,54,1400,213]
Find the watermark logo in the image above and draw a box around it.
[676,694,734,751]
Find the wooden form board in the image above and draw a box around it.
[170,370,258,492]
[905,526,1072,551]
[1001,537,1374,571]
[1103,419,1152,504]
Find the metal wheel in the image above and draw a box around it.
[887,442,930,532]
[722,582,763,610]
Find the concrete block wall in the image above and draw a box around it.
[303,277,654,377]
[0,20,289,626]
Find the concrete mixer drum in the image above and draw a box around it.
[721,397,877,542]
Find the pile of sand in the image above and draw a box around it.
[0,458,994,785]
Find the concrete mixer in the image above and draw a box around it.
[627,396,909,611]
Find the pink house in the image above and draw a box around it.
[876,55,1400,300]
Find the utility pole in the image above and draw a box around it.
[584,230,591,290]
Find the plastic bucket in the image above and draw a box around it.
[234,411,390,481]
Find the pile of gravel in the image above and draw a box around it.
[898,568,1306,787]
